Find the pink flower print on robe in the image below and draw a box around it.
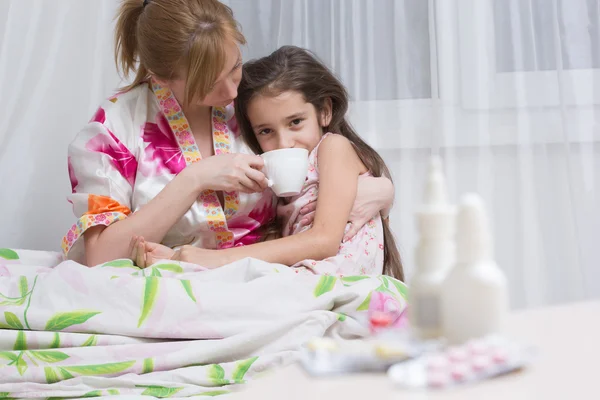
[68,157,78,193]
[86,107,138,187]
[141,112,186,176]
[228,193,277,246]
[162,97,181,115]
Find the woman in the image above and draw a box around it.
[64,0,394,266]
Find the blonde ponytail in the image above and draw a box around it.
[113,0,246,102]
[114,0,147,87]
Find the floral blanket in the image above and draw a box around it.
[0,249,407,399]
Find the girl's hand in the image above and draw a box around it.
[298,175,395,240]
[129,236,176,268]
[184,153,270,194]
[173,246,231,269]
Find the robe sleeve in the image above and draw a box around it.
[62,103,139,259]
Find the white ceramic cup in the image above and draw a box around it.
[261,148,309,197]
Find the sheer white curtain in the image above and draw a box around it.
[0,1,120,252]
[0,0,597,309]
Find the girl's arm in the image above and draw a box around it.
[297,175,394,237]
[84,153,267,266]
[178,134,364,266]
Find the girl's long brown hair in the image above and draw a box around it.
[235,46,404,281]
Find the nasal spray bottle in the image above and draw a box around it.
[409,156,456,340]
[441,193,508,344]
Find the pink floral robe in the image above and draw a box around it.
[63,81,276,264]
[278,133,384,276]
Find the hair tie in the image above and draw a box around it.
[143,0,150,7]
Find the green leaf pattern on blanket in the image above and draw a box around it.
[137,385,184,398]
[44,362,135,384]
[79,389,120,397]
[142,358,154,374]
[0,393,10,398]
[101,259,136,269]
[383,276,408,300]
[50,332,61,348]
[340,275,371,286]
[44,311,101,331]
[0,352,17,362]
[207,364,226,384]
[4,312,24,330]
[0,284,28,306]
[19,277,28,298]
[138,277,159,327]
[58,367,74,380]
[4,349,70,378]
[356,292,372,311]
[1,351,29,376]
[30,350,69,363]
[14,331,26,351]
[147,263,184,278]
[193,391,230,397]
[155,263,183,273]
[313,276,337,297]
[16,356,27,376]
[82,391,103,398]
[355,276,408,311]
[181,280,197,302]
[44,367,60,384]
[0,248,19,260]
[82,335,97,347]
[231,356,258,383]
[62,360,135,376]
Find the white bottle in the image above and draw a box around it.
[441,193,509,344]
[409,156,456,339]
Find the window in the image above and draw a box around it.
[456,0,600,109]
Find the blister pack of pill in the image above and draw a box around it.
[298,332,446,377]
[387,335,535,389]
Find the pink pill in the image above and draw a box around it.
[427,355,450,371]
[472,355,491,372]
[447,348,469,362]
[467,341,489,355]
[428,371,450,388]
[492,349,509,364]
[450,363,470,381]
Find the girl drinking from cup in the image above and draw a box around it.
[134,46,403,280]
[235,46,403,280]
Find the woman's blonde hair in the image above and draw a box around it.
[115,0,246,104]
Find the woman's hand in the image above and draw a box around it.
[297,175,394,241]
[129,236,176,268]
[184,153,270,194]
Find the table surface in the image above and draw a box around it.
[239,300,600,399]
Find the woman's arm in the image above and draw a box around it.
[85,154,268,266]
[344,175,394,240]
[297,174,394,240]
[178,135,364,267]
[84,168,203,266]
